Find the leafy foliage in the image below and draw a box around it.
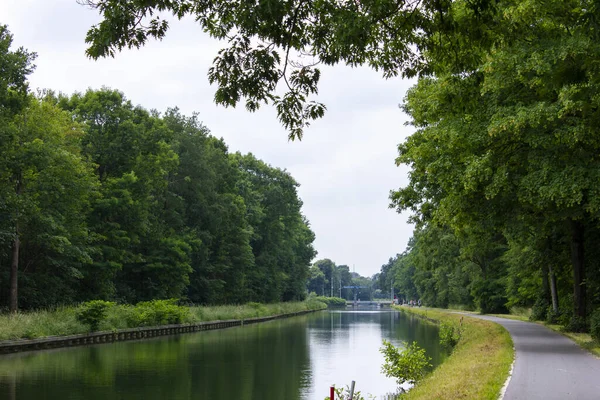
[128,299,189,326]
[326,385,372,400]
[79,0,499,139]
[76,300,115,331]
[312,296,346,307]
[386,0,600,326]
[591,309,600,343]
[380,340,432,387]
[0,26,316,311]
[439,321,462,350]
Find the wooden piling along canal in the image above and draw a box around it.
[0,309,318,354]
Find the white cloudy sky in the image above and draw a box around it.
[2,0,416,277]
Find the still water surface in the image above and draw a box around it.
[0,308,446,399]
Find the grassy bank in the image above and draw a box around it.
[312,296,346,306]
[0,300,326,341]
[394,306,513,400]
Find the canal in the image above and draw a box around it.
[0,308,446,399]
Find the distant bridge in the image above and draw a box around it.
[345,300,394,307]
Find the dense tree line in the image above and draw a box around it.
[383,0,600,330]
[307,258,375,301]
[0,26,315,311]
[380,217,600,331]
[82,1,600,330]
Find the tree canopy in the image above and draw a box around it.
[79,0,600,328]
[78,0,508,139]
[0,25,316,310]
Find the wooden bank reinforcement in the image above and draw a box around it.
[0,309,320,355]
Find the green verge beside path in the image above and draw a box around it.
[0,300,326,341]
[393,306,513,400]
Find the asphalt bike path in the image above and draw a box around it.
[468,314,600,400]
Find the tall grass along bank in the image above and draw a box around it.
[0,300,326,341]
[394,306,513,400]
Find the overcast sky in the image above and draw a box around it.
[2,0,416,277]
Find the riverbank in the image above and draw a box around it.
[393,306,513,399]
[0,300,326,342]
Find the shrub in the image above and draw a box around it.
[380,340,432,386]
[591,308,600,342]
[545,307,561,324]
[472,280,508,314]
[439,321,462,349]
[565,315,588,333]
[313,296,346,307]
[129,299,189,326]
[327,385,371,400]
[530,297,549,321]
[76,300,115,331]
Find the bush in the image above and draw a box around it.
[530,297,549,321]
[76,300,115,331]
[545,307,561,324]
[313,296,346,307]
[591,309,600,342]
[472,280,508,314]
[380,340,432,386]
[565,315,588,333]
[129,299,189,326]
[439,321,462,349]
[328,385,370,400]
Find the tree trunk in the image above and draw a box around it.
[9,221,20,313]
[9,175,22,314]
[569,219,586,319]
[541,263,550,302]
[548,264,559,313]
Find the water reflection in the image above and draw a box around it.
[0,309,445,400]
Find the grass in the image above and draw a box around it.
[188,301,326,322]
[394,306,514,400]
[0,300,326,341]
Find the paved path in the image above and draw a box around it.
[468,315,600,400]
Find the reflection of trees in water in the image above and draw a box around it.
[0,374,16,400]
[0,311,444,400]
[191,318,311,400]
[0,317,312,400]
[380,312,447,368]
[307,310,446,370]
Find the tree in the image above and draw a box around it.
[0,98,98,311]
[58,88,190,302]
[313,259,336,297]
[79,0,504,139]
[307,264,326,296]
[232,152,315,302]
[0,25,36,116]
[390,1,600,322]
[162,109,254,304]
[0,25,37,311]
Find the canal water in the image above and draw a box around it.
[0,308,446,400]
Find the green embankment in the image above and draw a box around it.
[0,300,326,341]
[394,306,513,400]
